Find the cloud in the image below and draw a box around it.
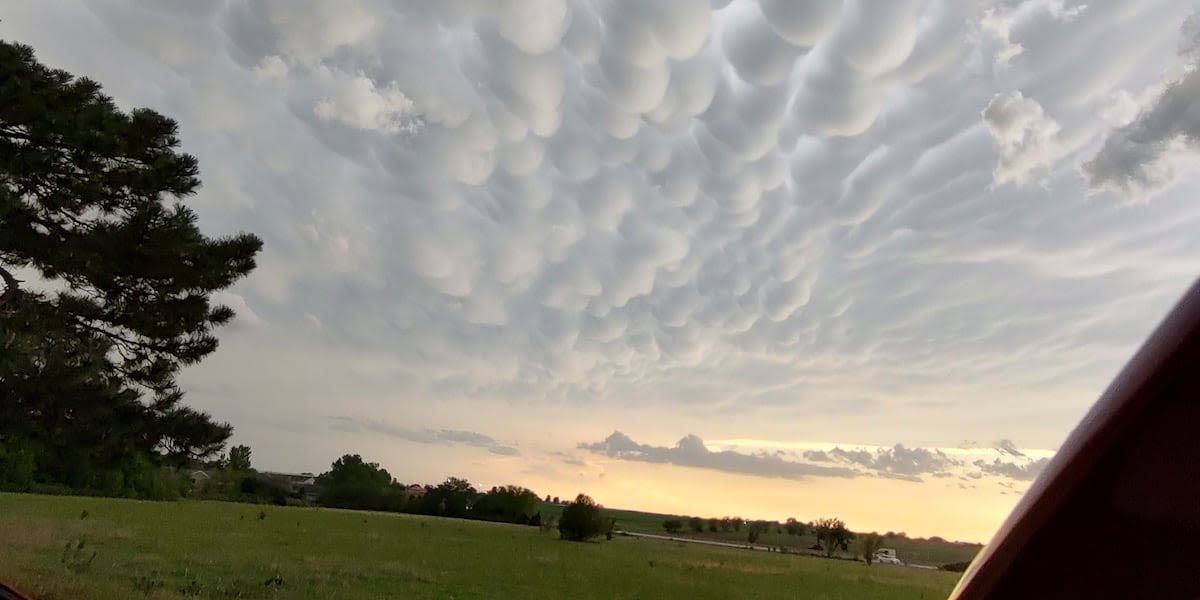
[328,417,519,456]
[1083,70,1200,195]
[579,432,857,480]
[7,0,1199,501]
[982,91,1063,185]
[1083,11,1200,196]
[994,439,1026,458]
[973,457,1051,481]
[826,444,959,482]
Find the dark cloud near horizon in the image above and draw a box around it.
[827,444,959,482]
[329,416,519,456]
[579,431,857,480]
[973,457,1050,482]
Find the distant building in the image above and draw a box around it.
[406,484,428,498]
[262,471,319,503]
[188,470,210,487]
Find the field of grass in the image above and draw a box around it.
[539,503,982,567]
[0,493,961,599]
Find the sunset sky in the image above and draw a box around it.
[7,0,1199,542]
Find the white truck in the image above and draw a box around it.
[874,548,903,565]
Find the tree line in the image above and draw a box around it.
[189,446,614,542]
[659,514,908,566]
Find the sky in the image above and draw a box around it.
[6,0,1200,542]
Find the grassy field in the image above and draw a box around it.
[539,503,982,567]
[0,493,961,600]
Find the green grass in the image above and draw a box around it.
[540,503,983,567]
[0,493,961,599]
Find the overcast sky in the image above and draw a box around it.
[7,0,1200,541]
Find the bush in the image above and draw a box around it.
[240,474,291,505]
[941,561,972,572]
[663,519,683,534]
[558,494,607,542]
[0,446,36,490]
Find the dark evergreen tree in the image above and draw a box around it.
[0,41,261,490]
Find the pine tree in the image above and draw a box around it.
[0,41,262,488]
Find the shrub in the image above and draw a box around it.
[558,494,607,542]
[941,561,972,572]
[0,446,36,490]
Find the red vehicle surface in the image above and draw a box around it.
[951,279,1200,598]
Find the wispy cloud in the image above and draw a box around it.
[329,416,519,456]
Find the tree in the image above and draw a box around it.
[812,518,854,557]
[473,485,540,523]
[316,455,405,512]
[731,517,743,532]
[0,41,261,489]
[558,494,607,542]
[747,524,762,544]
[720,517,732,532]
[860,533,885,566]
[226,445,252,472]
[663,519,683,534]
[785,517,804,536]
[419,477,479,518]
[688,516,704,533]
[552,496,560,504]
[708,518,719,532]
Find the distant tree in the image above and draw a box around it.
[316,454,405,512]
[419,477,479,518]
[731,517,743,532]
[860,533,885,566]
[813,518,854,557]
[558,494,607,542]
[720,517,733,532]
[473,485,539,523]
[544,494,551,503]
[552,496,560,504]
[226,445,252,472]
[663,519,683,534]
[785,517,804,536]
[747,524,762,544]
[0,41,262,489]
[708,518,719,532]
[687,516,704,533]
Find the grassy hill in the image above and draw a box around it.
[1,493,960,599]
[538,502,983,567]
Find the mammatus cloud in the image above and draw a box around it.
[329,417,520,456]
[1084,13,1200,196]
[982,91,1063,185]
[6,1,1200,495]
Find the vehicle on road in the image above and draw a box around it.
[875,548,903,565]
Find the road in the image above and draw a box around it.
[616,530,775,552]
